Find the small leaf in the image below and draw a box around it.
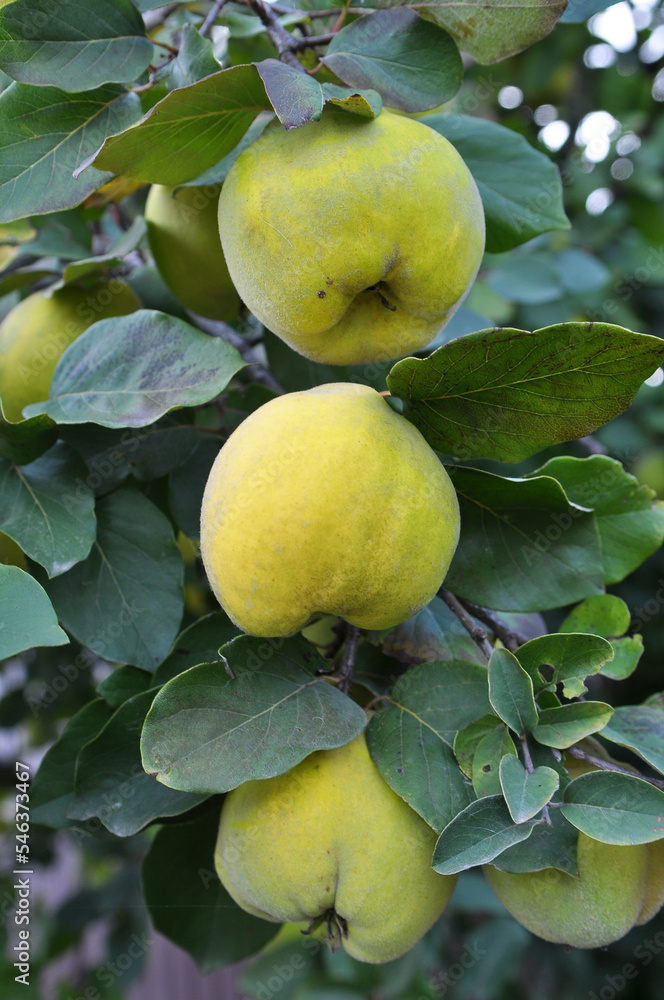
[141,635,367,793]
[255,58,323,128]
[322,10,462,113]
[320,82,382,118]
[515,632,614,699]
[425,113,569,252]
[87,65,271,185]
[0,409,57,465]
[0,442,96,577]
[387,324,664,464]
[454,714,501,779]
[488,647,538,737]
[68,691,208,836]
[371,593,484,666]
[44,488,183,670]
[533,702,614,749]
[472,725,517,798]
[432,795,536,874]
[96,665,151,708]
[561,771,664,844]
[25,311,246,428]
[142,808,277,971]
[0,0,152,92]
[603,635,643,681]
[558,594,631,638]
[153,23,220,89]
[600,706,664,776]
[30,699,114,827]
[0,82,142,223]
[0,565,68,659]
[499,755,559,823]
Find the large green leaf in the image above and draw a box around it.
[142,808,277,971]
[600,706,664,776]
[366,660,489,830]
[487,648,538,737]
[561,772,664,845]
[68,691,209,836]
[515,632,614,699]
[433,796,536,874]
[387,324,664,463]
[529,456,664,585]
[424,114,569,252]
[0,565,68,659]
[0,442,96,577]
[0,82,142,223]
[44,488,183,670]
[87,64,271,184]
[0,0,152,92]
[141,636,367,792]
[322,10,462,113]
[445,467,604,612]
[24,311,246,428]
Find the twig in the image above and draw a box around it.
[245,0,306,70]
[457,597,528,653]
[336,625,361,695]
[566,745,664,790]
[199,0,228,37]
[438,586,493,661]
[270,4,368,17]
[187,313,285,395]
[291,32,336,50]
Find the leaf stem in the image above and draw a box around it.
[336,624,361,695]
[566,745,664,790]
[438,586,493,661]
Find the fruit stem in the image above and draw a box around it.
[438,587,493,661]
[336,624,361,695]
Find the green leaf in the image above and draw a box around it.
[602,636,643,682]
[0,564,68,658]
[365,660,489,830]
[371,593,485,666]
[515,632,614,699]
[255,58,323,128]
[413,0,566,64]
[529,456,664,585]
[499,755,559,823]
[96,665,151,708]
[0,0,152,92]
[152,611,240,687]
[30,699,114,827]
[55,216,147,289]
[445,467,604,612]
[600,706,664,776]
[319,82,383,118]
[142,808,277,971]
[488,648,538,737]
[561,771,664,845]
[454,714,502,779]
[322,10,462,113]
[141,635,367,793]
[386,324,664,463]
[424,114,569,252]
[533,702,614,749]
[44,488,183,670]
[153,23,220,89]
[490,805,579,875]
[558,594,631,638]
[0,442,96,577]
[0,82,142,223]
[168,436,223,541]
[87,65,271,185]
[68,691,209,836]
[432,796,536,874]
[471,725,517,797]
[0,410,57,464]
[24,311,246,428]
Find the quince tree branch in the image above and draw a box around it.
[438,586,494,661]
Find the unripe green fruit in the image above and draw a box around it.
[0,280,141,422]
[214,731,457,963]
[200,382,460,636]
[0,530,25,569]
[145,184,241,321]
[218,110,485,365]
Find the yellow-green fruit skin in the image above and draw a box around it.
[200,382,460,637]
[0,530,25,569]
[145,184,240,321]
[214,732,457,963]
[0,280,141,422]
[217,111,485,365]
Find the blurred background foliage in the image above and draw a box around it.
[1,1,664,997]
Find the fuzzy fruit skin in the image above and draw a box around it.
[484,756,664,948]
[214,731,457,963]
[218,110,485,365]
[145,184,240,321]
[0,280,140,422]
[200,382,460,637]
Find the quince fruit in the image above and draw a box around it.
[0,279,140,422]
[217,110,485,365]
[484,755,664,947]
[214,730,457,963]
[0,530,25,569]
[200,382,460,636]
[145,183,240,321]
